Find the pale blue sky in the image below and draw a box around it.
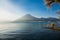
[9,0,60,18]
[0,0,60,21]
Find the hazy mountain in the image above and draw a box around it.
[13,14,40,22]
[39,17,59,21]
[13,14,60,22]
[39,18,47,21]
[47,17,59,21]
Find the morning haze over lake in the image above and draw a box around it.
[0,0,60,40]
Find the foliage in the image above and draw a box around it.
[45,0,60,7]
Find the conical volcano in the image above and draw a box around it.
[14,14,39,22]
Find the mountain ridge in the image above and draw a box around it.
[13,14,60,22]
[14,14,40,22]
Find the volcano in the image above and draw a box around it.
[14,14,39,22]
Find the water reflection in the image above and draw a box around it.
[0,22,42,39]
[0,22,60,40]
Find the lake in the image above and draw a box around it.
[0,22,60,40]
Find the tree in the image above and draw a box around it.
[45,0,60,7]
[45,0,60,18]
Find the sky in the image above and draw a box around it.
[0,0,60,21]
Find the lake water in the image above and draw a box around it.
[0,22,60,40]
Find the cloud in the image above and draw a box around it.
[0,0,36,22]
[0,0,18,21]
[0,0,27,21]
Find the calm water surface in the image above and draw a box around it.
[0,22,60,40]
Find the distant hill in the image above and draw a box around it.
[13,14,60,22]
[13,14,40,22]
[46,17,59,21]
[39,17,60,21]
